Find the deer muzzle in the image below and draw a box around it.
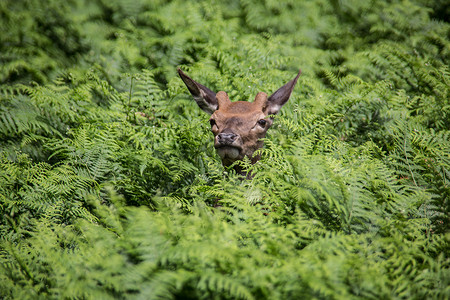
[214,132,243,161]
[217,132,237,145]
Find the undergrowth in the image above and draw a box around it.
[0,0,449,299]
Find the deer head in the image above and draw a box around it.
[178,68,301,174]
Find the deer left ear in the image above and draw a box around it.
[265,69,301,115]
[177,68,218,114]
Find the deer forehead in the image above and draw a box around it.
[213,102,266,125]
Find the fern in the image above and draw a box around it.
[1,0,449,299]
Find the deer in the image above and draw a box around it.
[178,68,301,177]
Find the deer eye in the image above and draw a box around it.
[257,119,267,127]
[209,119,216,127]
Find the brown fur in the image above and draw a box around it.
[210,99,272,168]
[177,68,301,176]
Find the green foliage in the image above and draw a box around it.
[0,0,449,299]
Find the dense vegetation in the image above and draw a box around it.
[1,0,449,298]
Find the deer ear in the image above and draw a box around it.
[265,69,301,115]
[177,68,218,114]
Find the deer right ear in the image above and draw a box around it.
[177,68,218,114]
[265,69,301,116]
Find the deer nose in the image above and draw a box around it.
[217,132,238,145]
